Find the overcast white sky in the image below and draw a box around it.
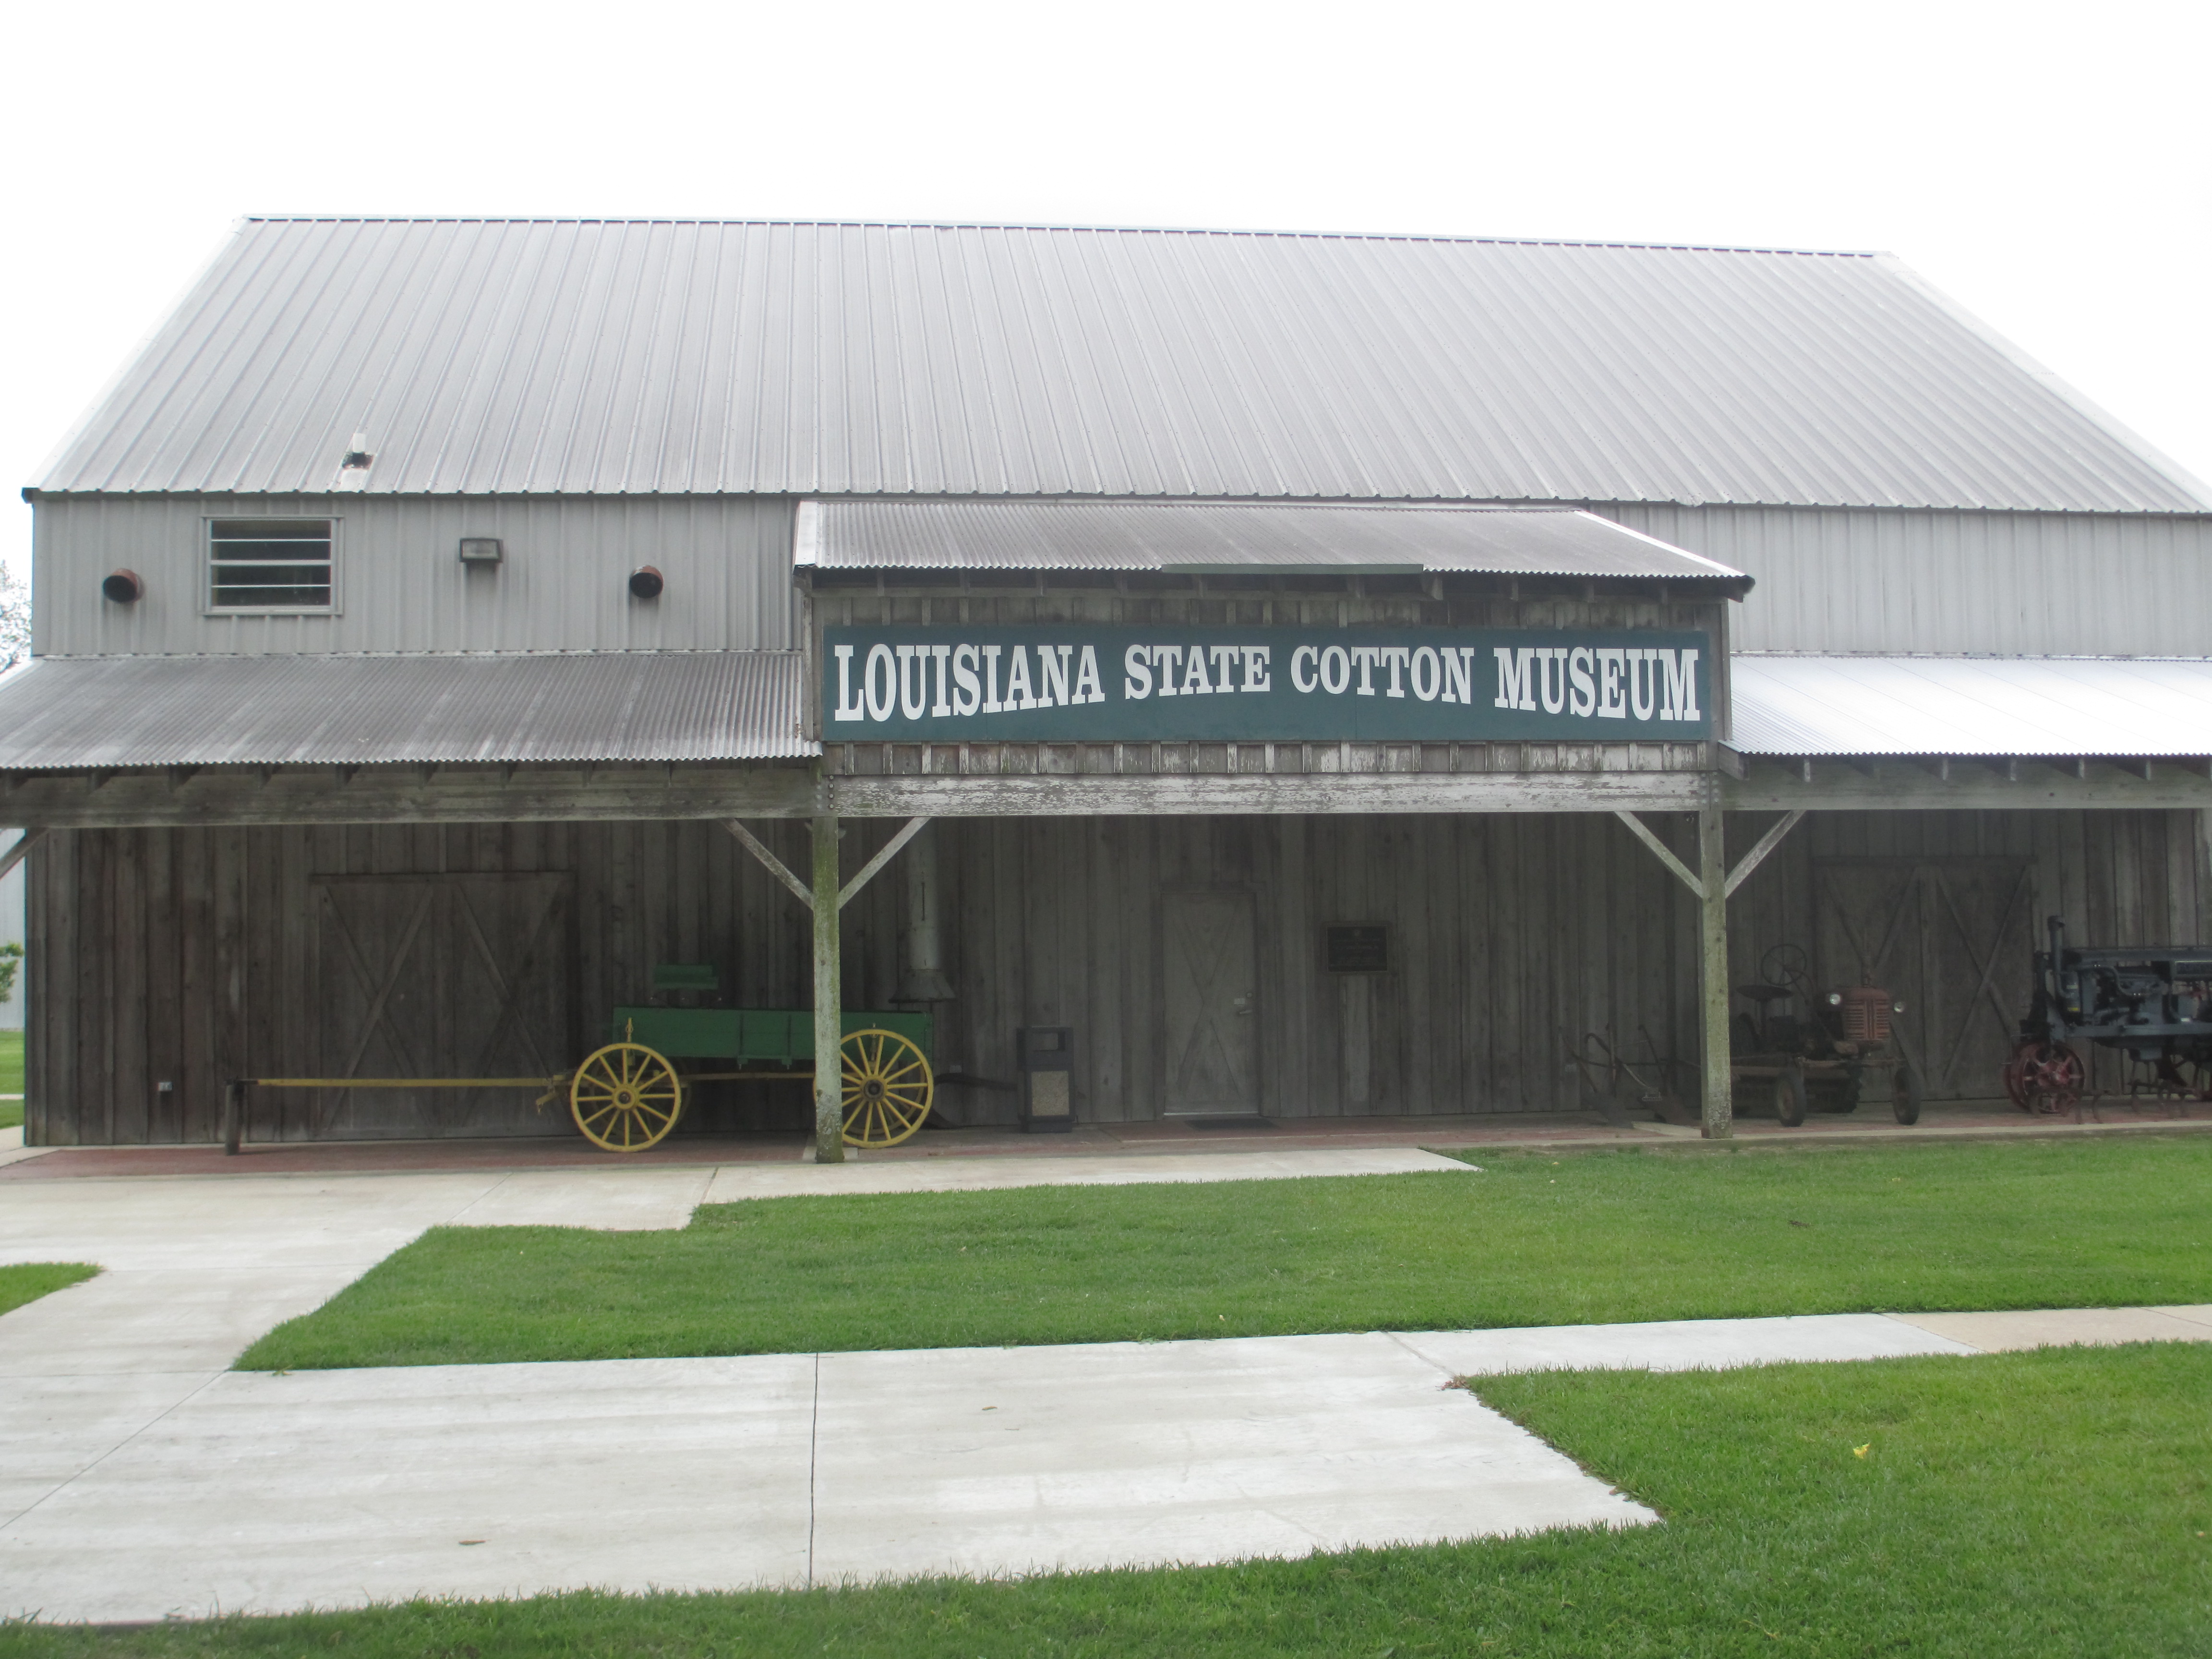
[4,0,2208,581]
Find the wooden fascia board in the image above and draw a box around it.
[0,764,822,828]
[825,771,1711,816]
[1722,760,2212,813]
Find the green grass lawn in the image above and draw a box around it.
[0,1262,99,1318]
[241,1135,2212,1370]
[8,1343,2205,1656]
[0,1029,22,1129]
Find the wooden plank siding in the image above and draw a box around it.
[21,807,2212,1144]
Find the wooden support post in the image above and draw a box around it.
[2198,808,2212,942]
[810,815,845,1163]
[1697,801,1733,1141]
[222,1080,247,1156]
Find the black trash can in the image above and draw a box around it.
[1016,1027,1075,1132]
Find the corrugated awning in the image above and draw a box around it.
[796,500,1752,592]
[0,652,816,770]
[1731,655,2212,757]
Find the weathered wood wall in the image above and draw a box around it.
[24,807,2209,1143]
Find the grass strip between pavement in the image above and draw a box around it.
[241,1136,2212,1370]
[6,1343,2206,1657]
[0,1029,23,1128]
[0,1262,99,1319]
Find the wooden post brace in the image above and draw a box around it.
[1610,808,1806,902]
[0,827,49,885]
[721,817,931,913]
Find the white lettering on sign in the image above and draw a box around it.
[1660,649,1700,721]
[1154,644,1184,697]
[1409,646,1440,702]
[1482,645,1702,723]
[1005,646,1036,710]
[930,644,953,717]
[1596,647,1627,719]
[833,645,865,721]
[1540,649,1567,713]
[1125,644,1154,700]
[827,637,1702,728]
[1493,647,1536,711]
[1351,646,1381,696]
[1180,646,1213,695]
[1442,649,1474,705]
[865,644,896,722]
[1567,648,1596,717]
[1039,644,1073,707]
[1073,646,1105,705]
[953,645,981,715]
[1379,647,1410,697]
[982,645,1003,713]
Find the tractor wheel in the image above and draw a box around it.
[1774,1062,1809,1128]
[1890,1061,1923,1125]
[2009,1042,2085,1115]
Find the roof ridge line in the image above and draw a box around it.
[235,216,1887,258]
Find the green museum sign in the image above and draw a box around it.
[822,626,1713,742]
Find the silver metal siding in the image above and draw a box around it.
[33,494,797,657]
[38,219,2210,512]
[1598,505,2212,656]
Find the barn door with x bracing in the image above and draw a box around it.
[1813,858,2032,1101]
[311,873,576,1138]
[1162,889,1261,1117]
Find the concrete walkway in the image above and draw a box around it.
[3,1153,2209,1624]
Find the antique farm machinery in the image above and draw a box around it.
[1569,944,1922,1129]
[2003,916,2212,1114]
[560,965,936,1152]
[225,964,936,1155]
[1731,944,1922,1126]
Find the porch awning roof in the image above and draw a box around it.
[0,651,816,770]
[795,499,1753,593]
[1731,654,2212,757]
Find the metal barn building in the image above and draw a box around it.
[5,217,2210,1154]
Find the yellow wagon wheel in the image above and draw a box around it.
[570,1042,684,1152]
[840,1028,934,1148]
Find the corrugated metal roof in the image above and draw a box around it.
[798,499,1751,587]
[0,651,814,769]
[35,219,2210,513]
[1731,655,2212,756]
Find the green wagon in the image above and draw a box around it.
[566,966,935,1153]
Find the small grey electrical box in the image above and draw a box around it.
[458,537,504,565]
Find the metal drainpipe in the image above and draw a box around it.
[899,821,956,1004]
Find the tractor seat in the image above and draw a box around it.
[1736,982,1793,1005]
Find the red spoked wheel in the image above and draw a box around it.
[2004,1040,2085,1115]
[2152,1055,2212,1102]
